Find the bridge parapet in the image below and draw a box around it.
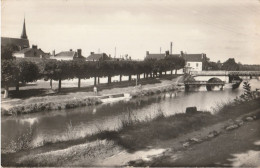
[190,71,227,76]
[184,81,225,85]
[228,71,260,76]
[190,71,260,76]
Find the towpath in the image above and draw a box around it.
[1,76,183,110]
[145,113,260,167]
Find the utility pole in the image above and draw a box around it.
[136,74,138,86]
[115,47,117,58]
[170,42,173,54]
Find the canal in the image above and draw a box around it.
[1,79,260,149]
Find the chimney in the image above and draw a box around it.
[77,49,82,57]
[165,50,169,56]
[32,45,37,49]
[52,50,55,56]
[180,51,184,57]
[70,49,72,51]
[146,51,149,56]
[90,52,94,55]
[170,42,173,54]
[202,53,207,60]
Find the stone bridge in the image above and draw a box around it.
[190,71,260,83]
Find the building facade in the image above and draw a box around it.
[13,45,50,58]
[52,49,86,61]
[183,53,205,73]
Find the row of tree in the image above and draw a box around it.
[1,56,185,98]
[204,58,260,71]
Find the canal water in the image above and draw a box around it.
[1,79,260,148]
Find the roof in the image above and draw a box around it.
[86,53,108,61]
[14,48,31,54]
[184,54,203,62]
[145,54,165,60]
[55,51,77,58]
[1,37,29,48]
[13,47,49,58]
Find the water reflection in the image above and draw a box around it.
[1,79,259,148]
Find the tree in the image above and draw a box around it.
[40,60,74,92]
[1,60,19,98]
[222,58,239,71]
[72,60,89,88]
[15,60,40,91]
[165,56,185,74]
[39,59,58,89]
[1,45,18,60]
[54,61,74,92]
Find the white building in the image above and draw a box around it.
[52,49,86,61]
[183,53,205,73]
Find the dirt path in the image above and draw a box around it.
[145,115,260,167]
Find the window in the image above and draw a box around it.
[196,63,199,67]
[187,63,190,66]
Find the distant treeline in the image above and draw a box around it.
[205,58,260,71]
[238,64,260,71]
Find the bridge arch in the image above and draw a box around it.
[194,75,229,83]
[206,77,223,91]
[208,77,222,83]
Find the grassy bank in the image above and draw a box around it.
[1,97,101,116]
[16,140,120,167]
[130,83,180,98]
[87,97,260,151]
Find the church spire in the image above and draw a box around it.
[21,17,28,39]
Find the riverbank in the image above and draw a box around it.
[86,97,260,152]
[2,96,260,166]
[1,75,183,116]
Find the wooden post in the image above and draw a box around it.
[58,78,62,92]
[50,79,53,89]
[94,76,97,86]
[78,78,81,88]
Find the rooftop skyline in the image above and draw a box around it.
[1,0,260,64]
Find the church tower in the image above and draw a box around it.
[21,18,28,39]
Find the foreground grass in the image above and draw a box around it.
[17,140,120,167]
[87,97,260,151]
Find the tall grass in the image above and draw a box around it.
[17,139,119,167]
[2,125,37,153]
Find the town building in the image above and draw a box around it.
[52,49,86,61]
[13,45,50,59]
[145,50,181,60]
[1,18,30,50]
[183,52,206,73]
[86,52,111,61]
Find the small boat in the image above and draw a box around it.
[100,93,132,103]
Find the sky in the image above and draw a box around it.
[1,0,260,64]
